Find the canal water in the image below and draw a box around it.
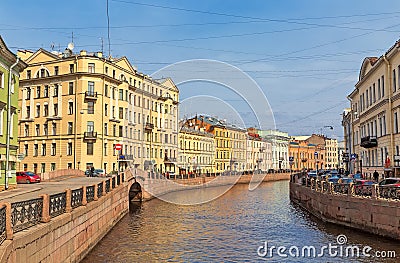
[82,180,399,262]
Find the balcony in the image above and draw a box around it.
[145,122,154,131]
[360,136,377,148]
[164,157,177,163]
[84,91,98,100]
[118,154,134,161]
[46,115,62,121]
[84,131,97,140]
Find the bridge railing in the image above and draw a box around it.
[0,173,125,246]
[292,172,400,201]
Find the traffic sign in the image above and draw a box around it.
[114,144,122,151]
[350,153,358,160]
[17,153,25,161]
[314,151,318,156]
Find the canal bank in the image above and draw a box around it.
[289,180,400,241]
[137,172,290,202]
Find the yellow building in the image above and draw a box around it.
[178,124,215,176]
[229,125,246,173]
[17,47,178,174]
[345,39,400,177]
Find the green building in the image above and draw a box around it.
[0,36,27,190]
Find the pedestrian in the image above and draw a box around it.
[90,166,95,177]
[373,170,379,182]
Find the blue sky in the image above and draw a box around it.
[2,0,400,139]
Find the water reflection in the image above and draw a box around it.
[83,181,399,262]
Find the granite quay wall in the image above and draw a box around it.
[0,172,135,263]
[137,172,290,201]
[289,174,400,240]
[40,169,85,181]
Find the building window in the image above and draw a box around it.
[68,122,73,135]
[54,84,58,97]
[36,105,40,117]
[113,124,116,136]
[36,86,40,98]
[393,68,397,92]
[42,144,46,156]
[104,84,108,97]
[41,163,46,173]
[119,107,123,119]
[68,102,73,114]
[69,64,74,73]
[51,143,56,156]
[112,69,116,78]
[87,142,94,155]
[54,66,59,76]
[27,70,31,79]
[69,82,74,95]
[88,63,95,73]
[87,101,94,114]
[54,103,58,116]
[87,121,94,132]
[51,163,56,171]
[26,88,31,99]
[104,143,107,156]
[67,143,73,155]
[119,89,123,100]
[34,144,38,156]
[111,88,115,99]
[88,81,95,95]
[382,75,385,97]
[112,106,115,118]
[44,104,49,117]
[119,126,123,137]
[43,123,48,136]
[395,112,398,133]
[24,124,29,137]
[104,123,108,135]
[44,85,49,98]
[26,105,30,119]
[35,124,40,136]
[52,123,57,135]
[105,104,108,116]
[24,144,28,156]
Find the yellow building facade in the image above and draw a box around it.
[17,48,178,174]
[178,125,215,176]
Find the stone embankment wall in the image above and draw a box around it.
[0,173,134,263]
[139,173,290,201]
[290,182,400,240]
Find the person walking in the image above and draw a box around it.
[373,170,379,182]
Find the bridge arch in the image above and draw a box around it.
[129,180,142,202]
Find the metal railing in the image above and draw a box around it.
[97,182,103,198]
[86,186,95,202]
[0,175,124,245]
[11,198,43,233]
[50,193,66,218]
[0,206,6,244]
[293,173,400,201]
[71,188,83,208]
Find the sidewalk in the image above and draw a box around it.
[0,176,105,203]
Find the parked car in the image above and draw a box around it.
[16,171,41,184]
[94,169,106,177]
[355,179,376,187]
[307,170,317,177]
[378,178,400,187]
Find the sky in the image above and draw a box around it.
[2,0,400,140]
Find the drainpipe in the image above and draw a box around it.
[383,55,394,174]
[5,57,20,190]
